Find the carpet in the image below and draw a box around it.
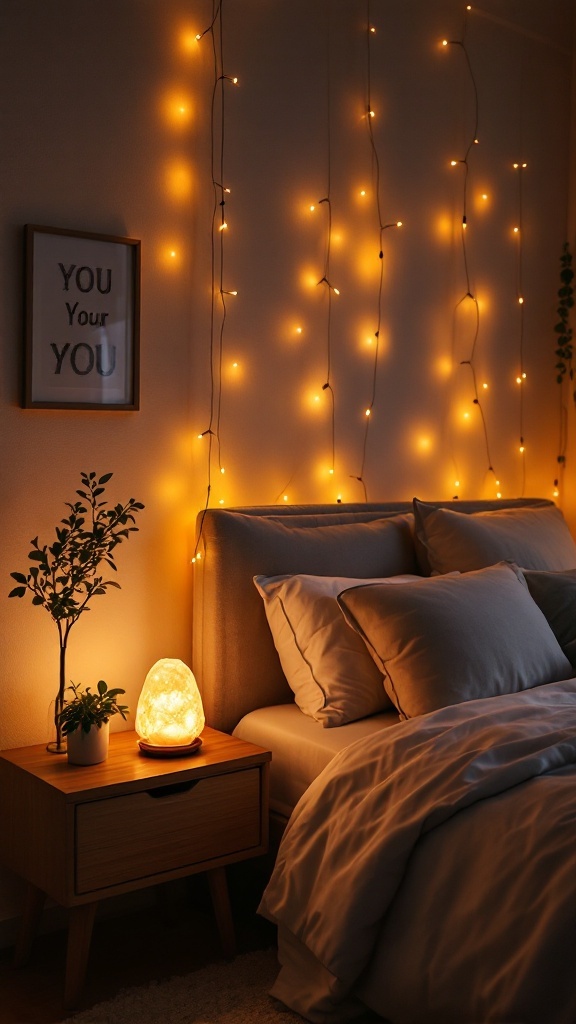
[61,948,303,1024]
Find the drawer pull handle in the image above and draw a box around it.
[147,780,199,799]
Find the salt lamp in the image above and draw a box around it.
[136,658,205,756]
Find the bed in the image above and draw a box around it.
[192,497,576,1024]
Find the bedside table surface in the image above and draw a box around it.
[0,727,271,800]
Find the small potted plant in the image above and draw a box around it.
[57,679,129,765]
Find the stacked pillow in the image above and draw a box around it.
[254,571,420,727]
[412,498,576,574]
[337,562,573,720]
[254,500,576,724]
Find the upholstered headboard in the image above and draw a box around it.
[192,498,554,733]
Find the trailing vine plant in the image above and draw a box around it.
[553,242,574,496]
[554,241,574,392]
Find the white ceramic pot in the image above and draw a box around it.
[66,721,110,765]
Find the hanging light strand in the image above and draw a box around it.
[445,5,498,492]
[193,0,237,561]
[513,161,527,494]
[316,8,336,480]
[352,2,402,501]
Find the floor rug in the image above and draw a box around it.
[61,948,303,1024]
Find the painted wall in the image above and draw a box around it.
[0,0,573,928]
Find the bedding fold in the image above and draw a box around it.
[259,678,576,1023]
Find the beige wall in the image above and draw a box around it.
[0,0,574,926]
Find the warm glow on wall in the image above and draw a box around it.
[303,387,330,415]
[158,242,184,269]
[434,213,453,243]
[179,27,201,54]
[434,355,453,379]
[299,265,323,291]
[165,159,194,201]
[416,434,434,454]
[162,89,194,128]
[224,358,245,383]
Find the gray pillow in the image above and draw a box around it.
[337,562,572,719]
[521,567,576,671]
[413,499,576,575]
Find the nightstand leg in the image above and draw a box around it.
[207,867,236,959]
[13,882,45,967]
[63,901,97,1009]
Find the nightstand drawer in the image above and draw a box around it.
[75,767,262,894]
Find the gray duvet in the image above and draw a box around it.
[260,678,576,1024]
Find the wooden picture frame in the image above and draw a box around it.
[23,225,140,410]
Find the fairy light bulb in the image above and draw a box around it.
[365,408,371,417]
[518,296,524,304]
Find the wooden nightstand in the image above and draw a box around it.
[0,727,270,1008]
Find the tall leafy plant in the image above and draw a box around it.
[9,471,144,751]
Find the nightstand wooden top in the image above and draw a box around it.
[0,727,271,801]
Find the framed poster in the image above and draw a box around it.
[23,225,140,409]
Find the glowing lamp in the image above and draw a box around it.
[136,658,205,757]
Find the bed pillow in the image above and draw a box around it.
[337,562,572,720]
[254,572,422,726]
[520,567,576,671]
[413,499,576,575]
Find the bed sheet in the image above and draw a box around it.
[233,703,400,819]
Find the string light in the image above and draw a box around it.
[513,159,527,494]
[314,21,337,484]
[192,0,239,563]
[350,1,403,502]
[443,4,499,497]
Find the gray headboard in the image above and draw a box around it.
[192,498,554,733]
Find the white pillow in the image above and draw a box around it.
[254,572,422,726]
[413,499,576,575]
[337,562,573,720]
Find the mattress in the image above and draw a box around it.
[233,702,400,819]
